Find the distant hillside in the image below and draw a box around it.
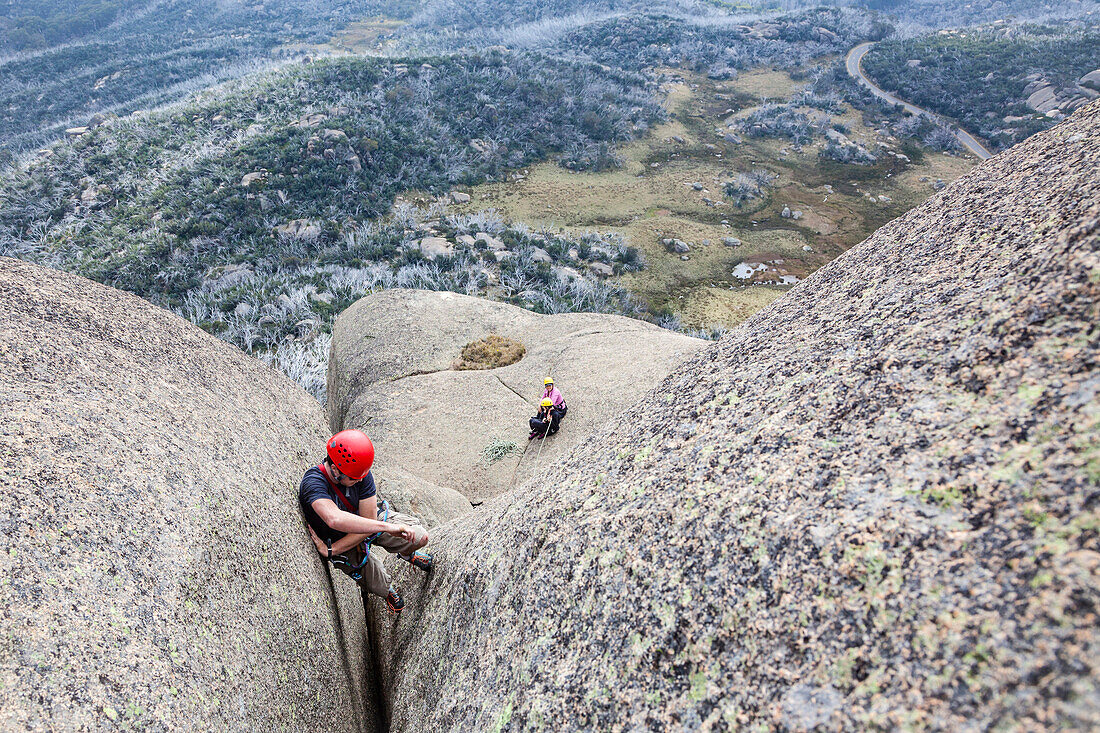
[863,23,1100,151]
[0,52,659,392]
[0,0,390,151]
[372,102,1100,730]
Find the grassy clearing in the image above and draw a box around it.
[443,67,978,329]
[329,17,408,55]
[454,334,527,370]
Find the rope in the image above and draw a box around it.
[534,412,551,463]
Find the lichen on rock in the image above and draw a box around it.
[371,101,1100,730]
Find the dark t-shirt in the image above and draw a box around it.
[298,465,377,543]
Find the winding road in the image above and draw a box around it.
[846,42,993,161]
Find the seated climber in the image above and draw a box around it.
[529,377,567,438]
[529,398,557,439]
[541,376,567,416]
[299,429,432,615]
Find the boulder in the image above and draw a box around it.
[294,112,328,128]
[589,262,614,278]
[205,262,254,290]
[65,127,89,138]
[327,290,707,503]
[241,171,265,187]
[372,466,471,528]
[321,128,349,144]
[372,102,1100,731]
[781,206,792,218]
[342,150,363,172]
[1027,85,1058,113]
[662,238,689,254]
[0,258,375,731]
[415,236,454,259]
[722,237,741,247]
[450,192,471,204]
[529,246,552,263]
[1079,69,1100,92]
[474,232,505,251]
[456,234,477,247]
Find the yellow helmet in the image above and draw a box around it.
[540,398,553,407]
[543,377,554,385]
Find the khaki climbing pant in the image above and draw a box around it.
[331,508,428,598]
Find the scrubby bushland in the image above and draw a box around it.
[0,0,389,151]
[737,102,816,144]
[0,52,659,300]
[0,0,149,51]
[724,168,777,205]
[548,9,885,75]
[859,0,1099,27]
[862,24,1100,151]
[0,53,659,397]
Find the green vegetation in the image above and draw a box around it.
[862,25,1100,151]
[0,0,392,152]
[0,52,657,396]
[0,0,149,51]
[550,10,877,75]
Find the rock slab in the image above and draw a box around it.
[0,258,374,732]
[374,102,1100,730]
[327,290,707,502]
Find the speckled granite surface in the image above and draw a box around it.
[372,102,1100,730]
[0,258,373,732]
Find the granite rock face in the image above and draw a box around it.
[0,258,374,732]
[371,466,472,529]
[327,290,707,503]
[374,103,1100,729]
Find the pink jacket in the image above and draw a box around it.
[542,386,565,407]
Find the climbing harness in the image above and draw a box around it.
[328,499,391,583]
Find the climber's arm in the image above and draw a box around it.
[311,498,414,540]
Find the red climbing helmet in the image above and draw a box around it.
[326,429,375,480]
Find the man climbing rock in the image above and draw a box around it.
[299,429,432,614]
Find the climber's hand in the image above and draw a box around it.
[392,524,416,542]
[307,525,327,556]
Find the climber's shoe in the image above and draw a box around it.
[409,550,433,572]
[386,588,405,614]
[529,430,539,440]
